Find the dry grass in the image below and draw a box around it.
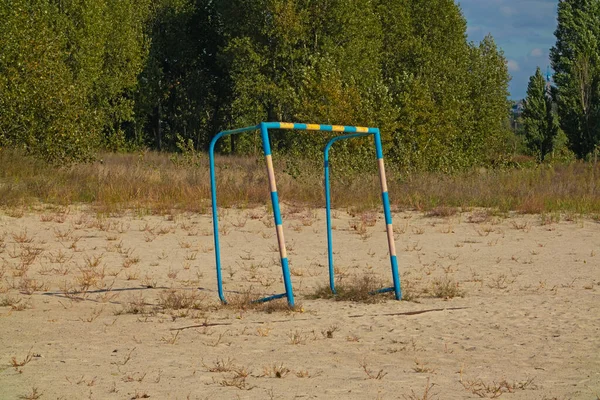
[308,274,393,303]
[400,279,425,302]
[426,206,458,218]
[117,294,152,315]
[11,347,35,372]
[222,289,301,313]
[203,357,236,373]
[261,363,290,378]
[18,387,43,400]
[430,275,465,299]
[2,150,600,214]
[405,378,437,400]
[360,359,387,380]
[413,358,436,373]
[157,289,206,311]
[1,294,32,311]
[461,377,537,398]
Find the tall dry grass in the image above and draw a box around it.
[1,149,600,215]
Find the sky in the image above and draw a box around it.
[458,0,559,99]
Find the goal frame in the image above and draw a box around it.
[209,122,401,307]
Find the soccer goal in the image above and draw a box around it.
[209,122,401,307]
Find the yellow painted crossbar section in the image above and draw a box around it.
[276,122,372,133]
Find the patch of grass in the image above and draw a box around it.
[461,377,537,398]
[287,329,307,345]
[18,387,43,400]
[321,325,339,339]
[203,357,236,373]
[117,294,152,315]
[488,270,520,289]
[360,359,387,380]
[79,307,104,323]
[11,348,34,371]
[401,279,424,302]
[157,289,206,311]
[261,363,290,378]
[430,275,465,299]
[19,278,47,295]
[413,358,435,373]
[2,151,600,214]
[307,274,391,303]
[223,290,302,313]
[404,378,437,400]
[426,206,458,218]
[1,294,31,311]
[217,375,253,390]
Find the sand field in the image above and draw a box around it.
[0,206,599,399]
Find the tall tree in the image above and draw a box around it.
[0,0,150,162]
[522,67,560,161]
[467,36,512,165]
[0,0,96,162]
[379,1,510,171]
[134,0,224,151]
[218,0,387,154]
[550,0,600,159]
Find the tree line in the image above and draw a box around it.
[3,0,594,171]
[522,0,600,162]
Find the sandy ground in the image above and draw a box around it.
[0,205,599,400]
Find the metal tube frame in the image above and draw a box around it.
[324,131,402,300]
[209,122,402,307]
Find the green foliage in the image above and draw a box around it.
[216,0,511,172]
[134,0,224,152]
[0,1,96,163]
[379,3,510,171]
[550,0,600,159]
[217,0,388,156]
[1,0,513,171]
[522,67,560,161]
[170,134,203,168]
[468,36,513,166]
[0,0,149,163]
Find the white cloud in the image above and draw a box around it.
[530,48,543,57]
[506,59,520,72]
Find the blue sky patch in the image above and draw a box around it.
[458,0,558,99]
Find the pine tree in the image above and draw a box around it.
[522,67,560,161]
[550,0,600,159]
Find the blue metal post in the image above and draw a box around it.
[259,122,295,307]
[324,142,334,294]
[209,125,258,304]
[373,129,402,300]
[209,132,227,303]
[323,133,372,294]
